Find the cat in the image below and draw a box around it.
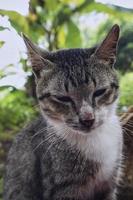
[4,24,123,200]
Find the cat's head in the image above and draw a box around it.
[23,24,120,134]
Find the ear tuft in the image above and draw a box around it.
[94,24,120,64]
[22,33,39,54]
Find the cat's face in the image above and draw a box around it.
[23,24,120,134]
[36,52,119,133]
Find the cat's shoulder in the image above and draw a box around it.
[10,115,47,150]
[6,115,47,166]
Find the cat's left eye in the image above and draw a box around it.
[93,88,106,98]
[53,96,73,103]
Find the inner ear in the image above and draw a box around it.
[22,34,55,78]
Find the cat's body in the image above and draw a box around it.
[4,114,122,200]
[4,25,123,200]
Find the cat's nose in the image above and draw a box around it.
[79,118,95,128]
[79,112,95,128]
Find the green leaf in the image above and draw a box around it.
[0,10,29,34]
[65,20,82,48]
[58,25,66,48]
[60,0,84,5]
[0,41,5,48]
[45,0,59,11]
[0,85,16,91]
[80,2,133,19]
[0,26,9,31]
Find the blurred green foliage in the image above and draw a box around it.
[0,88,37,135]
[119,73,133,108]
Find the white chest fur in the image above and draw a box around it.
[64,115,123,181]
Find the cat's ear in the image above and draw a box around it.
[94,24,120,64]
[22,34,55,78]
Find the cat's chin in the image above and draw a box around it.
[67,120,104,135]
[69,126,93,135]
[71,125,103,135]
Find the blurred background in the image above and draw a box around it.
[0,0,133,199]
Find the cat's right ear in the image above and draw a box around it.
[22,33,55,78]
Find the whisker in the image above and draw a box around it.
[32,130,57,152]
[43,132,56,143]
[125,123,133,128]
[122,128,133,138]
[42,139,57,160]
[122,129,131,139]
[42,126,72,160]
[126,121,133,126]
[31,127,48,140]
[33,139,47,152]
[31,124,55,140]
[123,127,132,133]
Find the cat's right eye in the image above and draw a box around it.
[53,96,73,103]
[93,88,106,98]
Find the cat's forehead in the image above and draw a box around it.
[39,47,118,90]
[51,49,116,80]
[48,48,96,65]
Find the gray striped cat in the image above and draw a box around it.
[4,24,123,200]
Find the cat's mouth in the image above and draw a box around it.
[46,114,103,134]
[67,120,103,134]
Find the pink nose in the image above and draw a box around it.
[83,112,93,120]
[79,112,95,128]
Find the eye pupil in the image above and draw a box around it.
[93,88,106,98]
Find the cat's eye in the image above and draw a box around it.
[93,88,106,98]
[53,96,73,103]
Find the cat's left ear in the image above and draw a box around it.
[94,24,120,65]
[22,33,55,78]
